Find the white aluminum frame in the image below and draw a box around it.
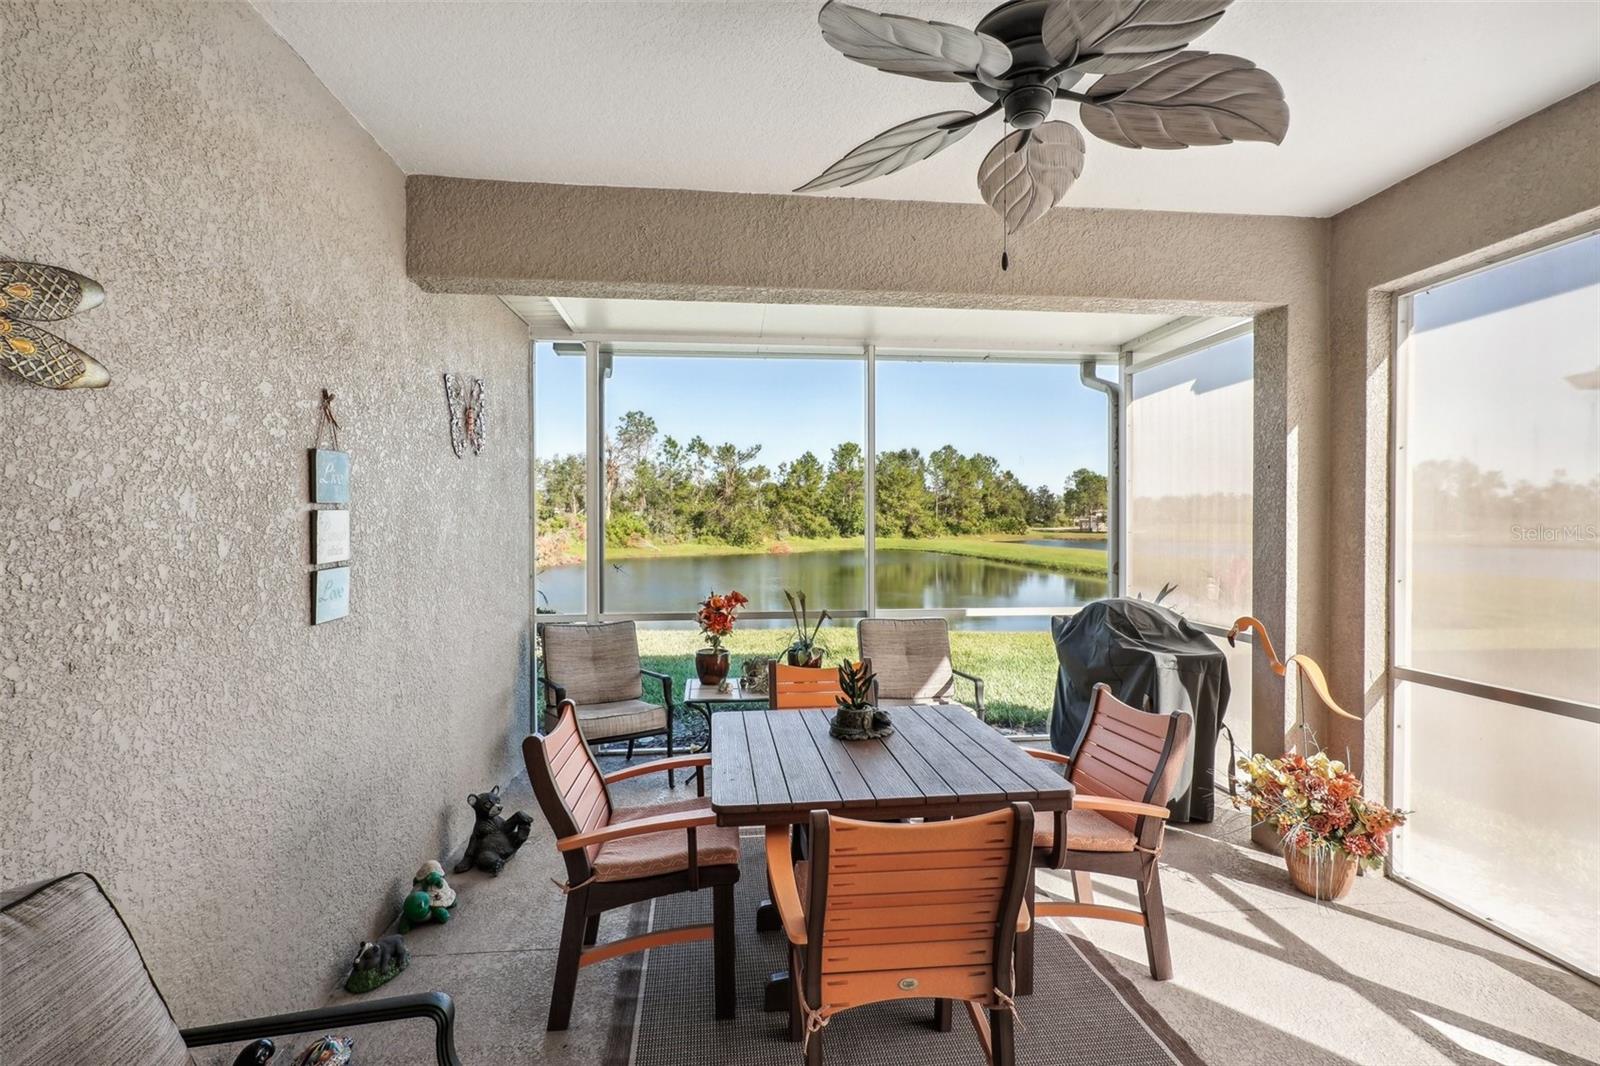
[1386,227,1600,984]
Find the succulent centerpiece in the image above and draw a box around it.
[830,660,894,740]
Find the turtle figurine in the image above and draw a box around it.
[398,860,456,932]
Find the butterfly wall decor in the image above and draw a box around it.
[0,260,112,389]
[442,373,486,457]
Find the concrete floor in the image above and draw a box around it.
[214,758,1600,1066]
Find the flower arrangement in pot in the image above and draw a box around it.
[694,589,747,686]
[830,660,893,740]
[1235,750,1407,901]
[783,589,828,667]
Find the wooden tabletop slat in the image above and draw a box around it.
[711,704,1072,827]
[928,703,1077,795]
[798,710,877,808]
[885,707,1002,801]
[766,710,842,811]
[709,711,758,811]
[742,712,793,808]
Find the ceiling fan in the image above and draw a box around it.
[796,0,1290,267]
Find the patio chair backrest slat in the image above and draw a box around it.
[1071,683,1192,833]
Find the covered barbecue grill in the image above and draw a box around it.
[1050,598,1230,823]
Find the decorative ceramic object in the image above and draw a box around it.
[740,657,773,694]
[398,860,456,931]
[289,1034,355,1066]
[343,934,409,995]
[0,260,111,389]
[453,785,534,877]
[694,648,730,686]
[783,589,829,666]
[829,660,893,740]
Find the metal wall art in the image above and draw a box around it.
[796,0,1290,268]
[0,260,112,389]
[442,373,486,458]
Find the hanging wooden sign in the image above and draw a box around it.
[312,509,351,564]
[310,448,350,504]
[312,565,351,625]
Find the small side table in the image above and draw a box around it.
[681,678,768,752]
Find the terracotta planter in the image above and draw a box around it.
[1285,845,1359,901]
[695,648,730,686]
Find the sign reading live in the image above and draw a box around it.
[312,565,350,625]
[310,448,350,504]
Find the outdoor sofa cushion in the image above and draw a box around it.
[593,797,741,882]
[857,618,956,701]
[0,873,194,1066]
[1032,808,1138,853]
[542,621,645,705]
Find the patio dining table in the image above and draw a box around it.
[709,703,1074,1008]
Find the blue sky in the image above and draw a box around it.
[536,347,1114,489]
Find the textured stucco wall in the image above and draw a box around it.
[1326,84,1600,783]
[407,175,1333,777]
[0,0,530,1025]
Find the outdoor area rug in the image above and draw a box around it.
[608,833,1206,1065]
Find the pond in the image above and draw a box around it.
[537,548,1110,631]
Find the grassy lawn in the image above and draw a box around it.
[608,532,1107,579]
[540,627,1060,734]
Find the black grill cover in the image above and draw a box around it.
[1050,599,1230,823]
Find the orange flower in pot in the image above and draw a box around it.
[694,589,747,686]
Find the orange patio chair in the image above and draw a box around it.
[768,660,873,709]
[524,700,740,1031]
[1024,682,1192,982]
[766,805,1035,1065]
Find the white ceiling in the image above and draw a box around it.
[259,0,1600,217]
[506,294,1242,354]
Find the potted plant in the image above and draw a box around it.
[1235,750,1407,900]
[694,589,747,686]
[829,660,892,740]
[783,589,828,667]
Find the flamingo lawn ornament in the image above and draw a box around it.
[1227,615,1360,752]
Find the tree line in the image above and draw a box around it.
[536,410,1109,547]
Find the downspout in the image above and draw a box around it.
[1080,361,1121,591]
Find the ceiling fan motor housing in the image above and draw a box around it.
[1002,83,1055,129]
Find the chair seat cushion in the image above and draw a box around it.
[571,699,668,741]
[1,874,194,1066]
[593,797,741,882]
[1032,809,1138,853]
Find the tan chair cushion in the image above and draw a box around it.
[593,797,741,882]
[542,621,644,704]
[567,698,667,741]
[1033,809,1138,853]
[1,874,194,1066]
[857,618,955,702]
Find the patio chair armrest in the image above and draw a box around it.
[557,809,717,852]
[950,667,986,718]
[603,754,711,784]
[181,991,459,1066]
[764,826,807,945]
[640,668,675,707]
[1023,748,1072,770]
[1074,794,1172,821]
[539,673,567,706]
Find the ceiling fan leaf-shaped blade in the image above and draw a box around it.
[797,110,978,192]
[1043,0,1231,72]
[817,0,1013,83]
[1081,51,1288,149]
[977,121,1086,235]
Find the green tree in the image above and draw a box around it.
[1063,468,1108,525]
[822,442,865,536]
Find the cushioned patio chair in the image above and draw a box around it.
[766,660,872,709]
[526,699,739,1031]
[856,618,986,720]
[766,805,1034,1066]
[0,872,458,1066]
[1024,682,1192,983]
[538,620,677,782]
